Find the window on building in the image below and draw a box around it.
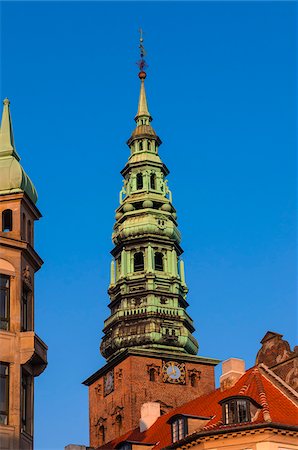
[149,368,156,382]
[134,252,144,272]
[116,258,121,279]
[22,213,26,240]
[150,173,156,190]
[99,425,105,444]
[21,370,32,434]
[136,173,143,190]
[2,210,12,232]
[139,141,143,151]
[190,373,197,387]
[27,220,32,244]
[148,141,151,151]
[21,285,32,332]
[171,417,187,443]
[118,443,131,450]
[154,252,163,271]
[0,363,9,425]
[221,397,251,424]
[0,275,10,331]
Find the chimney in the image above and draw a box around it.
[220,358,245,391]
[139,402,161,432]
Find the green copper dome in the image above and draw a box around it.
[0,98,37,204]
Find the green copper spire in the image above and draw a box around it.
[0,98,38,204]
[135,72,152,125]
[100,51,200,361]
[0,98,20,160]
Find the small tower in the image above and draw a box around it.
[0,99,47,450]
[83,39,219,447]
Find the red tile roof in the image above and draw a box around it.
[98,365,298,450]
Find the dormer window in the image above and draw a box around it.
[220,396,251,425]
[118,444,131,450]
[171,416,187,443]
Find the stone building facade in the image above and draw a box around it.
[0,99,47,450]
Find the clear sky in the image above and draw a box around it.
[0,1,296,449]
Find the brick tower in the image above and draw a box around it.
[83,43,219,447]
[0,99,47,450]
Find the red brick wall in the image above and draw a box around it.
[89,355,216,447]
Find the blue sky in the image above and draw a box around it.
[1,1,296,449]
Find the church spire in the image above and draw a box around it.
[135,72,151,123]
[0,98,20,160]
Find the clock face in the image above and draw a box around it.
[162,361,186,384]
[104,370,114,396]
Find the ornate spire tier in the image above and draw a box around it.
[100,66,199,361]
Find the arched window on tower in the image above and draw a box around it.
[148,141,151,151]
[99,425,105,444]
[22,213,26,240]
[136,173,143,190]
[150,173,156,190]
[2,210,12,232]
[139,140,143,151]
[149,368,156,382]
[190,373,197,387]
[134,252,144,272]
[154,252,163,271]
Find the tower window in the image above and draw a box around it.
[220,397,251,424]
[190,373,197,387]
[2,210,12,232]
[0,363,9,425]
[148,141,151,151]
[139,140,143,151]
[136,173,143,190]
[150,173,156,190]
[134,252,144,272]
[22,213,26,240]
[154,252,163,271]
[0,275,10,331]
[171,417,187,443]
[149,368,156,382]
[99,425,105,444]
[27,220,32,244]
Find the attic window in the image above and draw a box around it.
[2,210,12,232]
[171,416,187,443]
[220,397,251,425]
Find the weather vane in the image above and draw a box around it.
[137,28,148,73]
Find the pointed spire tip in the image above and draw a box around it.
[3,98,10,106]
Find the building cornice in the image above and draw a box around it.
[83,349,220,386]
